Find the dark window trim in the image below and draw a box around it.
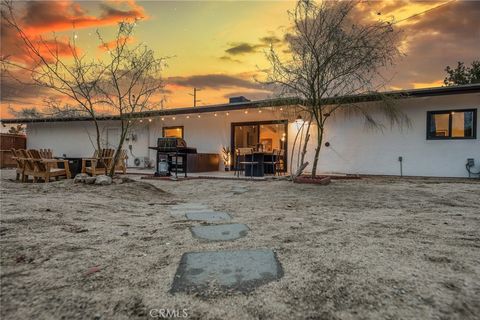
[426,108,477,140]
[162,125,184,138]
[230,120,288,171]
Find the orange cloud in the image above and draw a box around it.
[21,0,146,35]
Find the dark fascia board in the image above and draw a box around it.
[2,84,479,124]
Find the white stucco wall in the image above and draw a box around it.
[25,92,479,177]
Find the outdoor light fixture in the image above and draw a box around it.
[226,112,230,116]
[139,119,143,123]
[161,117,165,121]
[186,115,190,119]
[295,114,304,130]
[198,115,201,118]
[148,118,152,122]
[244,110,248,114]
[259,110,262,113]
[280,107,283,111]
[172,117,176,120]
[214,113,217,117]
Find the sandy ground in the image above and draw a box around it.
[1,169,479,320]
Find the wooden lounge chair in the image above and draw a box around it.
[81,149,115,176]
[38,149,57,168]
[27,149,71,182]
[11,148,25,181]
[114,149,128,174]
[17,149,36,182]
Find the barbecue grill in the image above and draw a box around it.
[148,138,197,177]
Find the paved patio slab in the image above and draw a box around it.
[191,224,249,241]
[171,249,283,295]
[185,211,231,222]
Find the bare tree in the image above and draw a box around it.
[265,0,409,178]
[1,1,166,176]
[96,22,166,176]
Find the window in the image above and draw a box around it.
[163,126,184,138]
[427,109,476,140]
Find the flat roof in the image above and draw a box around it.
[1,84,479,124]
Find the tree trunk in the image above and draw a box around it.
[108,122,128,177]
[310,125,324,177]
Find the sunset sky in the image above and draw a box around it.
[1,0,479,119]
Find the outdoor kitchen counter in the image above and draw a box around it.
[186,153,219,172]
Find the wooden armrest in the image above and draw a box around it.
[42,159,66,163]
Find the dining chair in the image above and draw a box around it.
[235,147,257,178]
[263,149,281,176]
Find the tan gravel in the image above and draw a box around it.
[1,169,479,320]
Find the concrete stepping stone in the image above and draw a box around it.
[169,203,212,218]
[185,211,231,222]
[170,203,210,211]
[191,224,249,241]
[170,249,283,295]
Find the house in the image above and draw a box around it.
[1,84,479,178]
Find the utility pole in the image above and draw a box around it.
[189,88,201,107]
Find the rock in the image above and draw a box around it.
[73,173,88,183]
[85,177,96,184]
[94,175,112,185]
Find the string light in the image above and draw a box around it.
[258,110,262,113]
[244,110,248,114]
[197,115,201,118]
[226,112,230,116]
[148,118,152,122]
[186,115,190,119]
[161,117,165,121]
[139,119,143,123]
[214,113,217,117]
[172,117,176,120]
[280,107,283,111]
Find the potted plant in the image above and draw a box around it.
[221,146,231,171]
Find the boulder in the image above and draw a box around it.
[85,176,97,184]
[94,175,112,185]
[73,173,88,183]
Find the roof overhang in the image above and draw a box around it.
[1,84,479,124]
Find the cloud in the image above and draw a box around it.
[219,55,242,63]
[21,0,146,34]
[167,74,268,91]
[387,1,480,88]
[259,36,282,45]
[225,43,262,56]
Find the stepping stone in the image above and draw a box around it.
[171,249,283,295]
[191,224,249,241]
[170,203,210,211]
[185,211,231,222]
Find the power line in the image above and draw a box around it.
[392,0,456,25]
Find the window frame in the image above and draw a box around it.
[426,108,477,140]
[162,126,184,139]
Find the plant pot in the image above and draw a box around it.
[294,175,331,185]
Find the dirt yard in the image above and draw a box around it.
[1,169,479,320]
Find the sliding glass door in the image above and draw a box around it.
[231,120,287,170]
